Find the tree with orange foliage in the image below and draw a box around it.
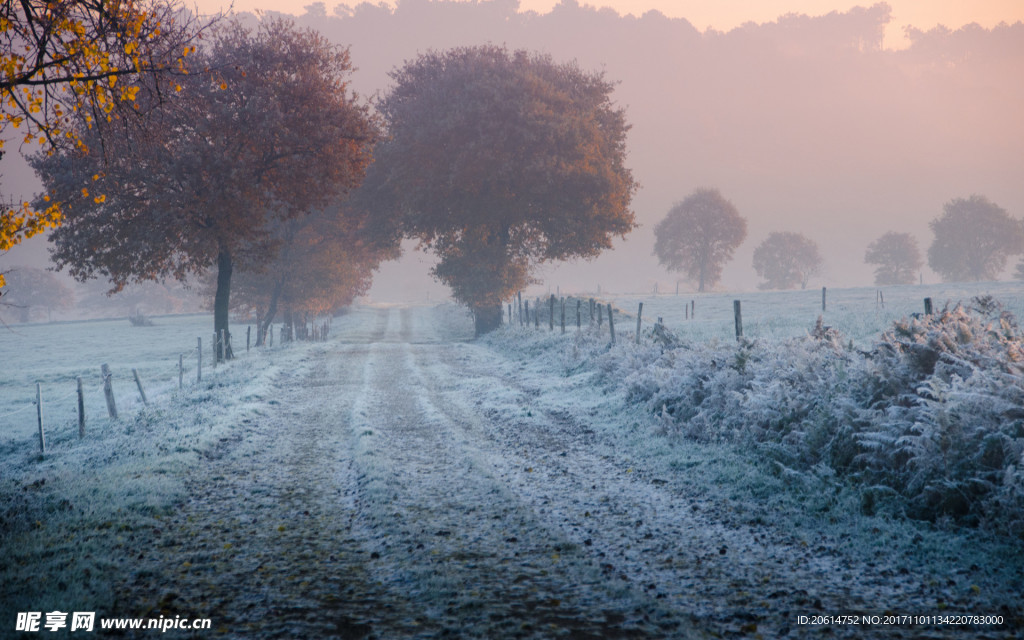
[32,18,379,359]
[370,45,637,334]
[224,202,399,345]
[1,0,213,282]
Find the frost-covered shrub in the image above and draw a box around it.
[617,331,865,472]
[509,298,1024,536]
[855,299,1024,532]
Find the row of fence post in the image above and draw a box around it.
[32,362,128,455]
[25,317,337,455]
[510,292,938,344]
[512,293,619,344]
[28,323,258,456]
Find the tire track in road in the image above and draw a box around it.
[341,308,702,639]
[408,330,1017,640]
[109,305,1019,638]
[115,309,395,639]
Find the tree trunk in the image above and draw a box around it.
[473,302,503,336]
[284,308,294,342]
[213,247,234,361]
[257,273,286,346]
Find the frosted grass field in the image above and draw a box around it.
[0,314,212,453]
[5,281,1024,453]
[1,301,1021,636]
[0,314,249,450]
[604,281,1024,345]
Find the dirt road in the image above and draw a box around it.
[115,306,1017,638]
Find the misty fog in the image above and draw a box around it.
[3,0,1022,303]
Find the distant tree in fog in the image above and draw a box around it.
[0,267,72,323]
[752,232,823,290]
[75,279,200,318]
[927,195,1023,282]
[864,231,922,285]
[367,45,637,335]
[653,188,746,292]
[215,203,398,345]
[32,19,378,360]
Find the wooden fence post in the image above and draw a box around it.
[924,297,933,315]
[36,383,45,454]
[132,368,148,406]
[524,300,529,328]
[822,286,827,312]
[247,326,251,352]
[692,300,695,319]
[576,299,581,329]
[560,298,565,334]
[597,303,603,327]
[635,302,643,344]
[733,300,743,341]
[607,303,615,345]
[213,333,218,368]
[197,337,202,383]
[77,377,85,439]
[101,363,118,420]
[549,294,555,331]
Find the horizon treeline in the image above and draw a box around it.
[246,0,1023,293]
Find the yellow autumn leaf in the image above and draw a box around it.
[94,194,105,203]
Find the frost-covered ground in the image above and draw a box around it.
[1,295,1022,638]
[574,281,1024,346]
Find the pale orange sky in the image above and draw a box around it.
[193,0,1024,48]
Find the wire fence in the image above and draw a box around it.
[507,281,1024,347]
[0,314,332,454]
